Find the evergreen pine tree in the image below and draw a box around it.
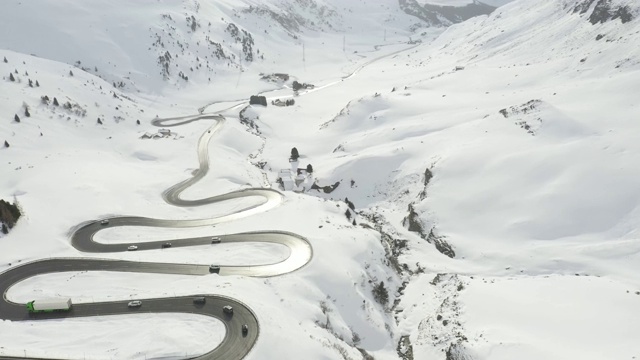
[35,80,40,87]
[306,164,313,173]
[24,71,28,76]
[1,223,7,234]
[97,118,103,125]
[14,114,20,122]
[3,56,7,63]
[136,120,141,125]
[28,79,33,87]
[3,140,9,148]
[291,147,299,160]
[53,97,59,106]
[69,70,74,76]
[373,281,389,306]
[24,108,30,117]
[9,73,15,82]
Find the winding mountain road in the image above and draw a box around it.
[0,39,421,359]
[0,113,312,360]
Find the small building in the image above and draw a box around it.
[250,95,267,106]
[278,169,294,191]
[158,128,171,136]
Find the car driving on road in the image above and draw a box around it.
[211,236,221,244]
[193,297,206,304]
[242,324,249,334]
[209,265,220,273]
[127,245,138,251]
[128,300,142,307]
[161,242,172,248]
[100,219,109,225]
[223,305,233,315]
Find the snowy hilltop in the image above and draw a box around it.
[1,0,639,359]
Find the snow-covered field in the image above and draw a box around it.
[1,0,639,359]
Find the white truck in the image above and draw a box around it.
[26,298,72,313]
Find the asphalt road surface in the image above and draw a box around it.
[0,113,312,360]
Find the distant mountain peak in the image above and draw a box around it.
[399,0,496,27]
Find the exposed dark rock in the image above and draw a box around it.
[499,99,542,136]
[238,106,261,135]
[311,181,340,194]
[399,0,495,27]
[573,0,633,24]
[446,343,474,360]
[397,335,414,360]
[403,203,427,238]
[428,228,456,258]
[0,199,21,232]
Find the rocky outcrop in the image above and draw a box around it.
[572,0,634,24]
[0,199,21,235]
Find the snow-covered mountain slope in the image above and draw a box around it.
[0,0,441,96]
[1,0,640,359]
[246,0,640,358]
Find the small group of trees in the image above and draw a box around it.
[372,281,389,306]
[8,71,40,86]
[290,148,314,173]
[41,95,60,106]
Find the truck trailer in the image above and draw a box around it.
[26,298,72,313]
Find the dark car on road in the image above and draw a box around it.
[161,242,172,248]
[211,236,221,244]
[193,297,206,304]
[242,324,248,334]
[209,265,220,273]
[223,305,233,315]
